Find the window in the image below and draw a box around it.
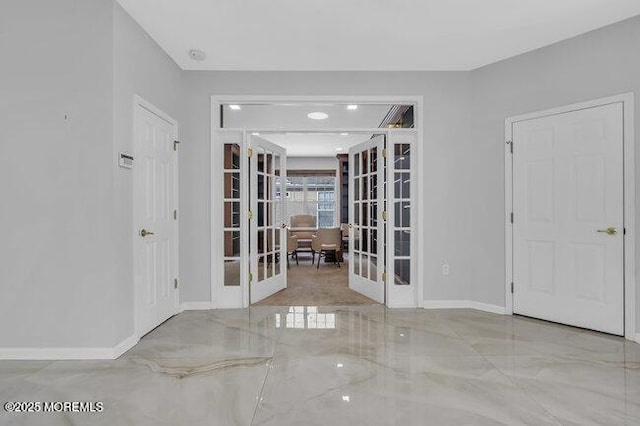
[286,175,336,227]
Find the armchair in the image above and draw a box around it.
[289,215,317,252]
[287,232,298,268]
[311,228,342,268]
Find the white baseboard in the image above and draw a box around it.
[422,300,470,310]
[423,300,506,315]
[0,334,139,361]
[468,301,506,315]
[180,302,213,311]
[387,303,420,309]
[112,334,139,358]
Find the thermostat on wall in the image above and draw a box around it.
[119,152,134,169]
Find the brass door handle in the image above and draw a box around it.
[596,227,618,236]
[140,229,155,237]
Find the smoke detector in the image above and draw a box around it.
[189,49,206,61]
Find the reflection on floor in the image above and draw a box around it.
[3,306,639,425]
[254,254,376,306]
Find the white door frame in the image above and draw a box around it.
[133,95,180,338]
[504,93,635,341]
[211,95,424,309]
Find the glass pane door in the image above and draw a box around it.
[387,131,417,307]
[250,136,287,303]
[349,135,385,303]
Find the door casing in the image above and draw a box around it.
[211,95,424,309]
[504,93,635,341]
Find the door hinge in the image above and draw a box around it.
[249,272,253,282]
[174,278,179,289]
[382,148,387,158]
[510,212,514,224]
[173,210,177,220]
[510,282,514,294]
[247,148,253,158]
[382,272,387,281]
[248,210,254,220]
[506,140,513,154]
[173,140,180,151]
[382,211,388,221]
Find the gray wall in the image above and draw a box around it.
[0,0,184,349]
[180,72,474,304]
[470,15,640,327]
[112,1,184,343]
[287,156,338,170]
[0,0,116,347]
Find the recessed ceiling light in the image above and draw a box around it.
[336,148,343,151]
[307,112,328,120]
[342,396,350,402]
[347,105,358,110]
[229,105,241,110]
[252,132,260,136]
[340,132,349,136]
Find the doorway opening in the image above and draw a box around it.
[211,97,423,309]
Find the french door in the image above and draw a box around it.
[214,128,418,309]
[249,136,288,303]
[349,136,385,303]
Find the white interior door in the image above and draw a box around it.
[134,101,179,337]
[349,136,385,303]
[512,102,624,335]
[249,136,287,303]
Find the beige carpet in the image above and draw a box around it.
[254,254,377,306]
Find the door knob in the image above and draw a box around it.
[596,227,618,236]
[140,229,155,237]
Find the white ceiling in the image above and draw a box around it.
[223,104,393,129]
[116,0,640,71]
[259,133,374,157]
[224,104,395,157]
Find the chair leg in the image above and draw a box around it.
[311,250,315,265]
[316,251,321,270]
[295,250,299,265]
[287,253,290,269]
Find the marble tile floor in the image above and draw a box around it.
[1,306,639,425]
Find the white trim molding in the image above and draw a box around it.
[504,93,635,341]
[423,300,506,315]
[112,335,139,359]
[211,95,425,310]
[0,335,139,361]
[180,302,213,311]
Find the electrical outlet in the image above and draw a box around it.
[441,264,450,275]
